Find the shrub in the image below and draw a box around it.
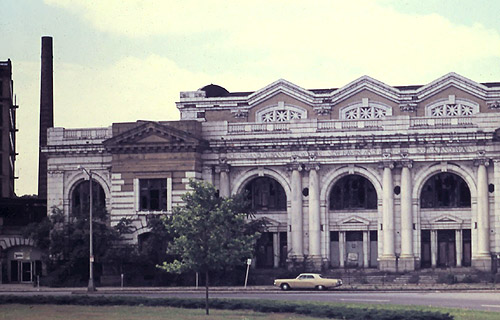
[407,274,420,284]
[437,273,457,285]
[460,275,478,284]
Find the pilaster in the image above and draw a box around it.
[456,229,463,267]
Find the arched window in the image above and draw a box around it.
[329,175,377,210]
[256,105,307,122]
[340,102,392,120]
[420,173,471,208]
[244,177,287,211]
[71,180,106,217]
[425,98,478,117]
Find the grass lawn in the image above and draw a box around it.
[0,304,324,320]
[319,302,500,320]
[0,302,499,320]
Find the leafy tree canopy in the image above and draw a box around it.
[158,179,263,315]
[159,180,261,275]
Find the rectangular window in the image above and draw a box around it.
[139,178,168,211]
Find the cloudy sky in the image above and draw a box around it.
[3,0,500,196]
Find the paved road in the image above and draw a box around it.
[2,289,500,312]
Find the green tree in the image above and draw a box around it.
[159,180,261,315]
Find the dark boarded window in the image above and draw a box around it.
[71,180,106,216]
[140,179,167,211]
[245,177,286,211]
[329,175,377,210]
[420,173,471,208]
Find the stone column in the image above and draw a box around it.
[339,231,346,268]
[431,230,438,268]
[273,232,280,268]
[218,163,231,198]
[472,159,491,271]
[399,160,415,271]
[380,161,397,271]
[289,163,303,259]
[456,229,463,267]
[363,231,369,268]
[494,159,500,267]
[306,163,321,268]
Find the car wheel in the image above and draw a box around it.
[316,285,326,291]
[281,283,290,291]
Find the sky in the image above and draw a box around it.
[2,0,500,196]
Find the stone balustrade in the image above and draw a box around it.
[222,114,499,136]
[47,127,112,145]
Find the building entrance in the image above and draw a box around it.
[420,229,471,268]
[330,230,375,268]
[10,260,42,283]
[438,230,456,267]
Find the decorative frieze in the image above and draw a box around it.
[487,101,500,109]
[314,106,332,116]
[399,103,417,112]
[231,109,249,118]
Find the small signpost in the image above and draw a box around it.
[244,258,252,288]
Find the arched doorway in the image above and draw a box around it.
[244,177,287,268]
[420,172,471,268]
[329,174,378,268]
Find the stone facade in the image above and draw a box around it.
[45,73,500,272]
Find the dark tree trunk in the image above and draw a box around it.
[205,270,209,315]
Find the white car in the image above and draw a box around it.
[273,273,343,291]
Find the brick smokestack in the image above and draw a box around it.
[38,36,54,200]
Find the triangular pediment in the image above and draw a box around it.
[103,121,207,152]
[260,217,281,227]
[248,79,316,106]
[416,72,490,100]
[137,133,176,144]
[329,75,401,104]
[431,214,463,224]
[340,216,370,225]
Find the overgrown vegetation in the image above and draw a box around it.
[22,207,134,286]
[0,295,454,320]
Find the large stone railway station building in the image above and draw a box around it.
[45,73,500,272]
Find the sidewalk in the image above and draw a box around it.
[1,283,500,293]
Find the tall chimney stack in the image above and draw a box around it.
[38,36,54,200]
